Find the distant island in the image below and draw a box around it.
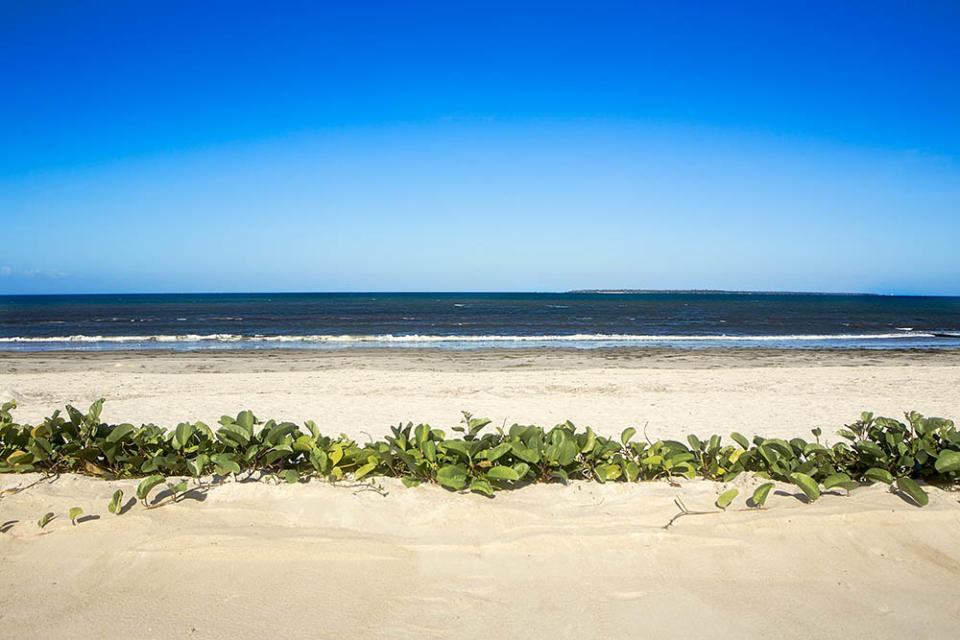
[565,289,882,296]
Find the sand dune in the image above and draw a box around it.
[1,472,958,638]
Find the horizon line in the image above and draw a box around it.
[2,289,958,298]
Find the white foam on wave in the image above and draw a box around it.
[0,332,945,344]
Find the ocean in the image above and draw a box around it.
[1,292,959,351]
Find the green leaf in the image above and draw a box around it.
[708,435,721,453]
[789,472,820,502]
[469,478,494,497]
[414,423,429,447]
[292,435,316,453]
[264,422,298,446]
[106,423,137,443]
[864,468,894,485]
[580,427,597,454]
[895,477,928,507]
[822,473,852,491]
[436,465,468,491]
[443,440,475,463]
[935,450,960,473]
[69,507,83,525]
[485,442,511,462]
[731,432,751,450]
[834,481,861,494]
[486,465,520,482]
[751,482,774,507]
[211,454,241,475]
[621,427,637,446]
[37,512,55,529]
[87,398,104,424]
[511,442,541,464]
[281,469,299,484]
[856,441,886,459]
[173,422,196,449]
[235,410,256,432]
[108,489,124,515]
[186,455,208,477]
[555,438,578,466]
[216,424,251,448]
[136,474,165,503]
[422,440,437,463]
[666,452,695,466]
[672,462,697,480]
[309,449,328,474]
[401,476,421,488]
[599,463,622,482]
[166,480,188,494]
[716,488,738,510]
[354,461,377,480]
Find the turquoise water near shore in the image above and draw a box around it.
[1,292,959,351]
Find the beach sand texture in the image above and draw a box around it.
[2,348,960,638]
[2,348,960,440]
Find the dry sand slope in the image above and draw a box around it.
[1,474,959,639]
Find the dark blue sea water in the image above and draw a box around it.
[1,292,959,351]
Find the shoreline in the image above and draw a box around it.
[4,345,960,371]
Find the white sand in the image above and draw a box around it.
[3,474,959,638]
[1,348,959,638]
[2,348,959,440]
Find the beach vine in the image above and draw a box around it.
[1,400,958,513]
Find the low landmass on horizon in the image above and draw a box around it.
[565,289,886,296]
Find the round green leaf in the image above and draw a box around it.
[864,468,894,485]
[895,477,929,507]
[822,473,852,491]
[136,474,165,502]
[486,465,520,482]
[789,472,820,502]
[934,450,960,474]
[716,488,739,510]
[469,478,494,497]
[108,489,124,515]
[751,482,774,507]
[436,465,468,490]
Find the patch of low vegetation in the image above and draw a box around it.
[1,400,958,510]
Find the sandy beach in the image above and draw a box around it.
[3,348,960,440]
[6,0,959,636]
[2,348,960,638]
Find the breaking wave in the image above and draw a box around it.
[0,332,946,344]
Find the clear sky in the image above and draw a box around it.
[1,1,958,295]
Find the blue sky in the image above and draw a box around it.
[1,1,958,294]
